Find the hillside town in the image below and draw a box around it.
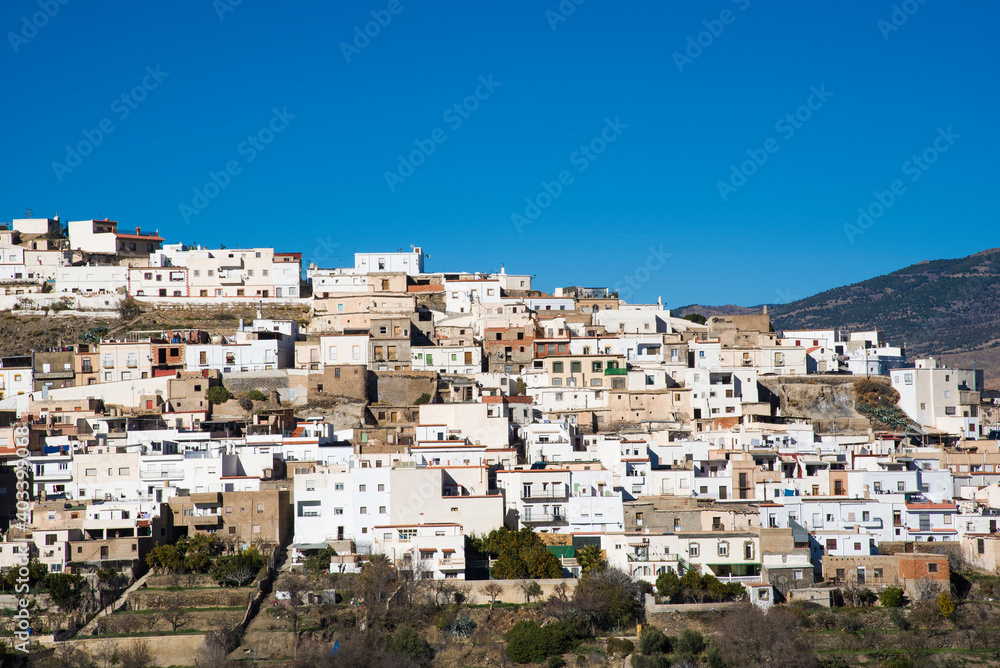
[4,214,1000,662]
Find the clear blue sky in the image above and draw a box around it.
[3,1,997,306]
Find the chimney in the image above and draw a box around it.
[136,227,141,235]
[762,304,768,315]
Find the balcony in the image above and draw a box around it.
[715,575,762,584]
[521,488,568,500]
[190,514,222,526]
[140,467,184,480]
[438,558,465,569]
[627,552,678,563]
[521,512,567,524]
[604,367,627,376]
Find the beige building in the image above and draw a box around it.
[166,489,293,548]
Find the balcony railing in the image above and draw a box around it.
[715,575,762,584]
[627,553,678,563]
[521,488,568,500]
[438,558,465,568]
[521,513,567,523]
[140,468,184,480]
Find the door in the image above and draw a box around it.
[465,352,473,365]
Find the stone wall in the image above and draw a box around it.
[371,370,437,405]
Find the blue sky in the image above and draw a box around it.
[3,1,997,306]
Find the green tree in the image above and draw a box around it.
[682,313,707,325]
[575,544,607,575]
[655,569,682,601]
[676,628,706,655]
[146,542,185,574]
[304,546,337,575]
[210,547,263,586]
[387,625,433,667]
[45,573,87,609]
[246,389,268,401]
[515,377,528,396]
[483,528,562,579]
[880,586,905,608]
[505,620,575,664]
[206,385,234,405]
[638,626,671,655]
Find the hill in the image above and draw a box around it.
[677,247,1000,387]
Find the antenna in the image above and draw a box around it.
[25,208,32,219]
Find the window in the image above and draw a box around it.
[118,468,130,475]
[688,543,699,557]
[335,483,344,491]
[718,542,729,557]
[928,563,938,573]
[552,361,564,373]
[359,484,366,492]
[570,361,581,373]
[360,506,367,514]
[334,508,344,515]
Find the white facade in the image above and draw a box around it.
[55,265,127,294]
[892,359,981,438]
[411,345,482,374]
[354,249,424,276]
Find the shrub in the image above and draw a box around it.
[857,588,878,607]
[205,385,233,405]
[451,615,476,638]
[706,643,726,668]
[638,626,671,655]
[387,625,433,666]
[506,621,551,664]
[210,547,263,586]
[676,628,706,655]
[414,392,432,404]
[247,389,268,401]
[546,657,566,668]
[937,592,956,619]
[631,656,670,668]
[607,637,635,657]
[880,586,905,608]
[889,608,910,630]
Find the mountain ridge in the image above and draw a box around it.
[675,247,1000,387]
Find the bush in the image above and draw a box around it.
[638,626,671,655]
[880,586,905,608]
[937,592,956,619]
[414,392,432,404]
[546,657,566,668]
[210,547,263,586]
[387,625,433,667]
[676,628,706,656]
[857,588,878,607]
[506,621,573,664]
[451,615,476,638]
[889,607,910,630]
[631,656,670,668]
[607,637,635,657]
[205,385,233,405]
[247,389,268,401]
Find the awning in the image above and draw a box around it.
[442,548,456,553]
